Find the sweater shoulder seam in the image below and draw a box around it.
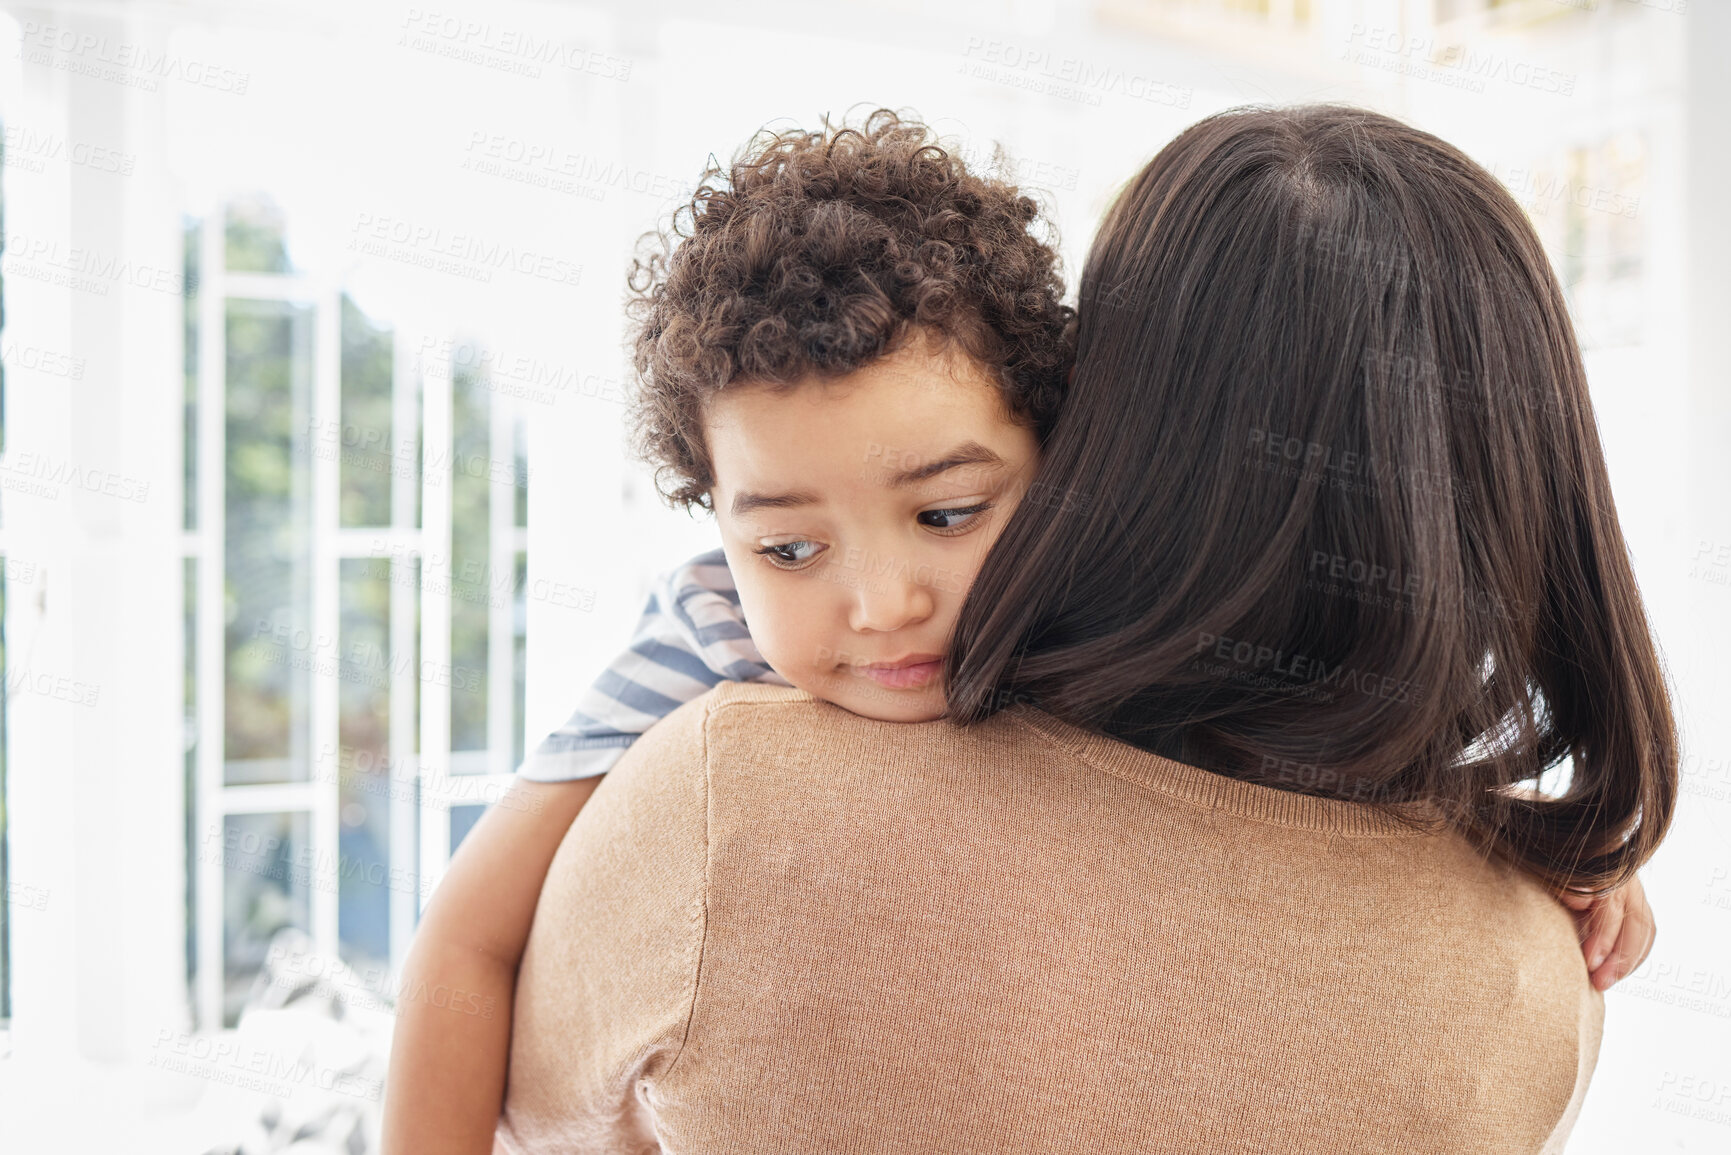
[1006,710,1420,838]
[659,691,714,1083]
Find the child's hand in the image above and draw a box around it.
[1559,875,1655,992]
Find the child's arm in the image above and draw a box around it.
[1560,873,1656,991]
[382,547,780,1154]
[381,775,601,1155]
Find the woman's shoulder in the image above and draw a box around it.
[671,682,1005,761]
[692,681,1034,758]
[632,682,1049,797]
[681,685,1429,839]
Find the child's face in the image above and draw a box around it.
[706,337,1041,723]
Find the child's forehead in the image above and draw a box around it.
[703,342,1015,436]
[703,368,1039,517]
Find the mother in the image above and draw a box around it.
[496,106,1675,1152]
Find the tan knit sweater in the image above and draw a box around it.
[495,683,1602,1154]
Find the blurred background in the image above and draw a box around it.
[0,0,1724,1150]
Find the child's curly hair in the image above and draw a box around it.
[626,108,1075,512]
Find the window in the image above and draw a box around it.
[1506,132,1648,350]
[183,195,529,1028]
[1559,133,1647,348]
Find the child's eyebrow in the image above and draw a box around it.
[731,489,821,518]
[729,443,1007,519]
[884,442,1007,488]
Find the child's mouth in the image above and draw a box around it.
[858,658,943,690]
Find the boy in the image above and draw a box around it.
[382,108,1073,1153]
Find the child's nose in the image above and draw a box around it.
[846,572,936,634]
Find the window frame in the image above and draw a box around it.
[184,209,524,1029]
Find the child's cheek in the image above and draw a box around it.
[727,561,797,671]
[751,600,809,679]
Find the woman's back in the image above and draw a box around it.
[496,682,1600,1154]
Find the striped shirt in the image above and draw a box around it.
[517,548,791,782]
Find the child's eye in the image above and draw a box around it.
[753,540,825,570]
[918,502,993,534]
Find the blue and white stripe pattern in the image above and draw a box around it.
[517,547,791,781]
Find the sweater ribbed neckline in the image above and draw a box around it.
[1006,704,1438,837]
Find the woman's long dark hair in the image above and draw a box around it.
[945,105,1676,894]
